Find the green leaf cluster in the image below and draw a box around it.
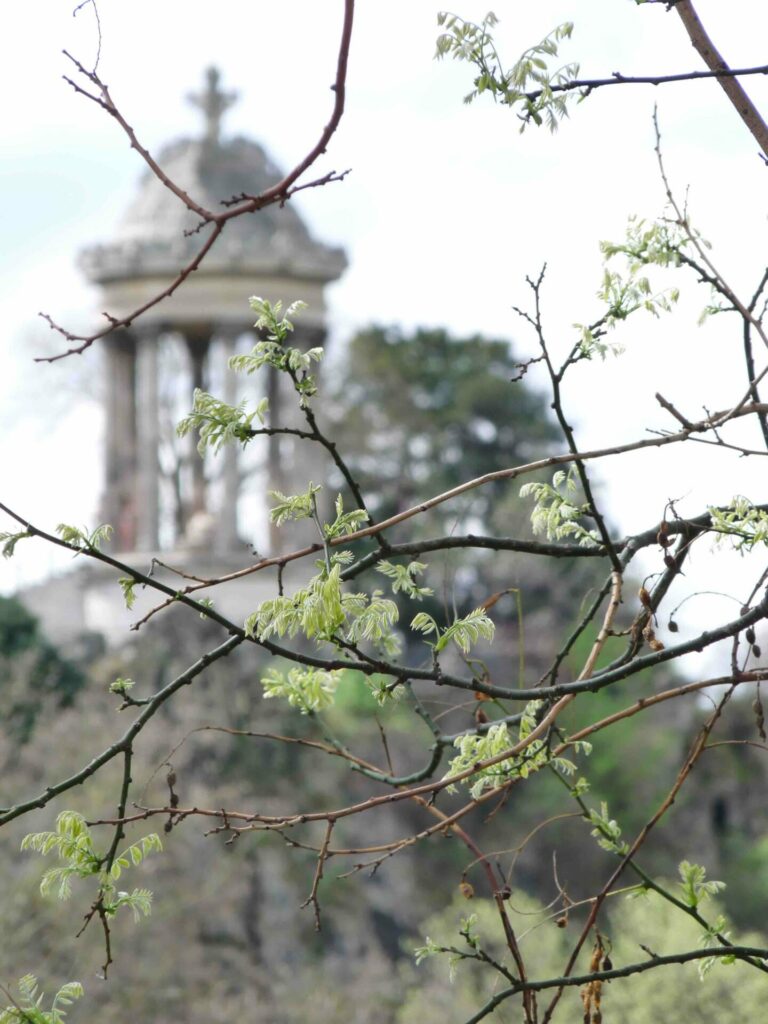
[709,497,768,550]
[269,483,323,527]
[588,800,629,854]
[108,677,135,696]
[0,529,31,559]
[261,665,341,714]
[0,976,83,1024]
[245,563,399,654]
[228,297,321,406]
[117,576,137,610]
[443,706,584,799]
[519,468,599,546]
[176,388,268,454]
[324,494,369,539]
[678,860,726,909]
[601,214,688,271]
[55,523,112,551]
[435,12,578,131]
[414,913,481,984]
[597,264,680,324]
[697,913,735,979]
[21,811,160,921]
[411,607,495,655]
[573,216,690,359]
[376,560,433,600]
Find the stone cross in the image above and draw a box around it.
[188,67,238,147]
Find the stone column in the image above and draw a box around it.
[266,362,286,555]
[215,329,240,554]
[135,327,161,551]
[102,330,137,552]
[185,332,211,520]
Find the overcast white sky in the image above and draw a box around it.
[2,1,768,663]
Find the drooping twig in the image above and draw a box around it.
[301,820,335,930]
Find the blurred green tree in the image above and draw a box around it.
[0,597,85,744]
[328,326,558,530]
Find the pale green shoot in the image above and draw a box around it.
[269,483,323,526]
[21,811,160,920]
[710,497,768,551]
[176,388,268,454]
[412,608,495,655]
[678,860,726,909]
[436,12,578,131]
[0,976,84,1024]
[261,666,341,714]
[55,523,113,551]
[376,560,433,600]
[519,468,599,546]
[0,529,31,559]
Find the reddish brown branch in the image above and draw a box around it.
[38,222,224,362]
[301,820,335,931]
[38,0,356,361]
[542,683,743,1023]
[121,402,768,615]
[675,1,768,161]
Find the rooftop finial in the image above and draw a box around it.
[187,67,238,147]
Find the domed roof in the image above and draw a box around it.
[80,68,346,286]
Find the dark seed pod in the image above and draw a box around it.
[602,955,613,972]
[753,695,766,741]
[746,627,756,645]
[668,619,679,633]
[664,554,675,568]
[170,793,180,808]
[753,644,762,658]
[163,820,173,834]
